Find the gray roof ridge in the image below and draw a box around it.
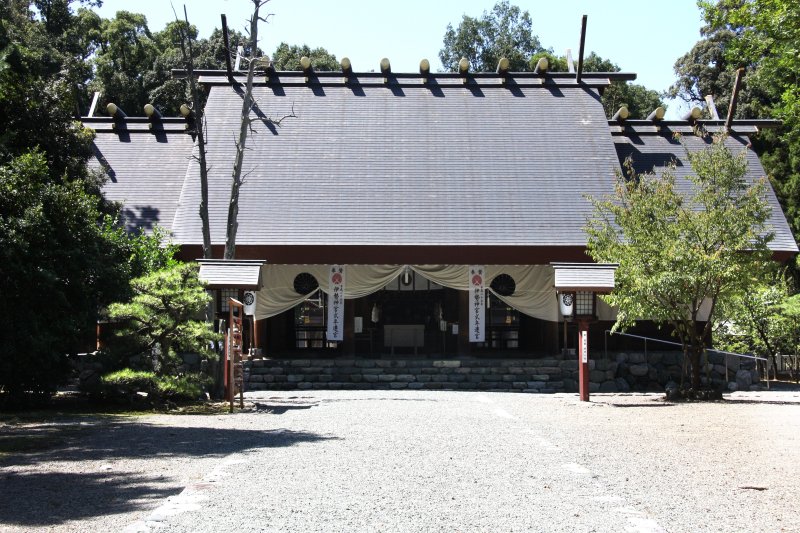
[173,68,636,81]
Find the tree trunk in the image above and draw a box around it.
[223,0,264,260]
[690,346,702,389]
[179,6,213,260]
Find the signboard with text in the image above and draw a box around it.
[468,265,485,343]
[326,265,345,342]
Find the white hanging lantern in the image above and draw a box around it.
[559,292,574,318]
[243,291,257,316]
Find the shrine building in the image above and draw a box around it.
[83,57,797,391]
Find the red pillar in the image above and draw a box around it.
[578,319,590,402]
[252,318,259,352]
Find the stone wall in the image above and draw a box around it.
[244,351,762,393]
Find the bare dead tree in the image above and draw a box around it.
[223,0,269,260]
[174,4,213,259]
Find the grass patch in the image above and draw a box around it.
[0,392,230,426]
[0,424,90,459]
[0,434,63,457]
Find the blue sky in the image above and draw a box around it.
[93,0,705,118]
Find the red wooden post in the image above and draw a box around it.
[578,319,590,402]
[253,318,259,352]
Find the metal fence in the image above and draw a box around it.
[604,330,799,383]
[770,354,799,380]
[603,330,767,362]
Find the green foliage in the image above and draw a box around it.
[155,374,211,401]
[670,0,800,245]
[102,221,179,282]
[529,52,664,118]
[271,42,338,71]
[439,5,662,118]
[91,11,157,115]
[439,0,543,72]
[0,3,186,406]
[780,292,800,356]
[107,263,219,373]
[583,53,663,119]
[715,273,794,374]
[99,369,209,403]
[586,133,773,388]
[101,368,157,393]
[90,12,252,116]
[0,2,99,178]
[0,151,129,403]
[528,51,568,72]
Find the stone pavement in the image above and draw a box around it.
[2,390,799,532]
[131,390,800,532]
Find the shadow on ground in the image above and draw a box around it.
[0,419,334,527]
[0,470,174,527]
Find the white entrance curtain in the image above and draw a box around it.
[411,265,560,322]
[254,265,405,320]
[252,264,616,322]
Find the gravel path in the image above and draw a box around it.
[1,390,799,532]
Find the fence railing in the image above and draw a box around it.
[771,354,800,380]
[603,330,800,384]
[603,330,767,362]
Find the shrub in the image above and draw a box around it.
[155,374,211,402]
[100,369,157,402]
[97,368,210,404]
[107,263,219,373]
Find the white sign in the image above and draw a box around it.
[326,265,345,342]
[243,291,257,316]
[468,265,485,343]
[581,330,588,363]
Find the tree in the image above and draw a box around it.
[0,2,178,405]
[90,12,251,117]
[582,53,662,119]
[586,133,773,390]
[714,273,791,377]
[0,151,132,403]
[224,0,266,260]
[173,11,212,260]
[530,52,663,118]
[669,0,800,243]
[271,42,338,71]
[439,0,543,72]
[224,0,294,259]
[439,5,662,118]
[107,263,218,373]
[0,1,100,178]
[90,10,158,115]
[778,293,800,380]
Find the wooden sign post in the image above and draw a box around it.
[227,297,245,413]
[578,320,590,402]
[551,262,618,403]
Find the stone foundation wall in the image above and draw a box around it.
[244,351,762,393]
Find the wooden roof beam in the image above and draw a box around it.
[380,57,391,84]
[533,57,549,75]
[221,14,235,83]
[682,106,702,123]
[420,58,430,84]
[300,56,314,83]
[576,15,587,84]
[106,102,126,120]
[725,68,745,132]
[612,106,629,123]
[646,106,666,122]
[458,57,470,84]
